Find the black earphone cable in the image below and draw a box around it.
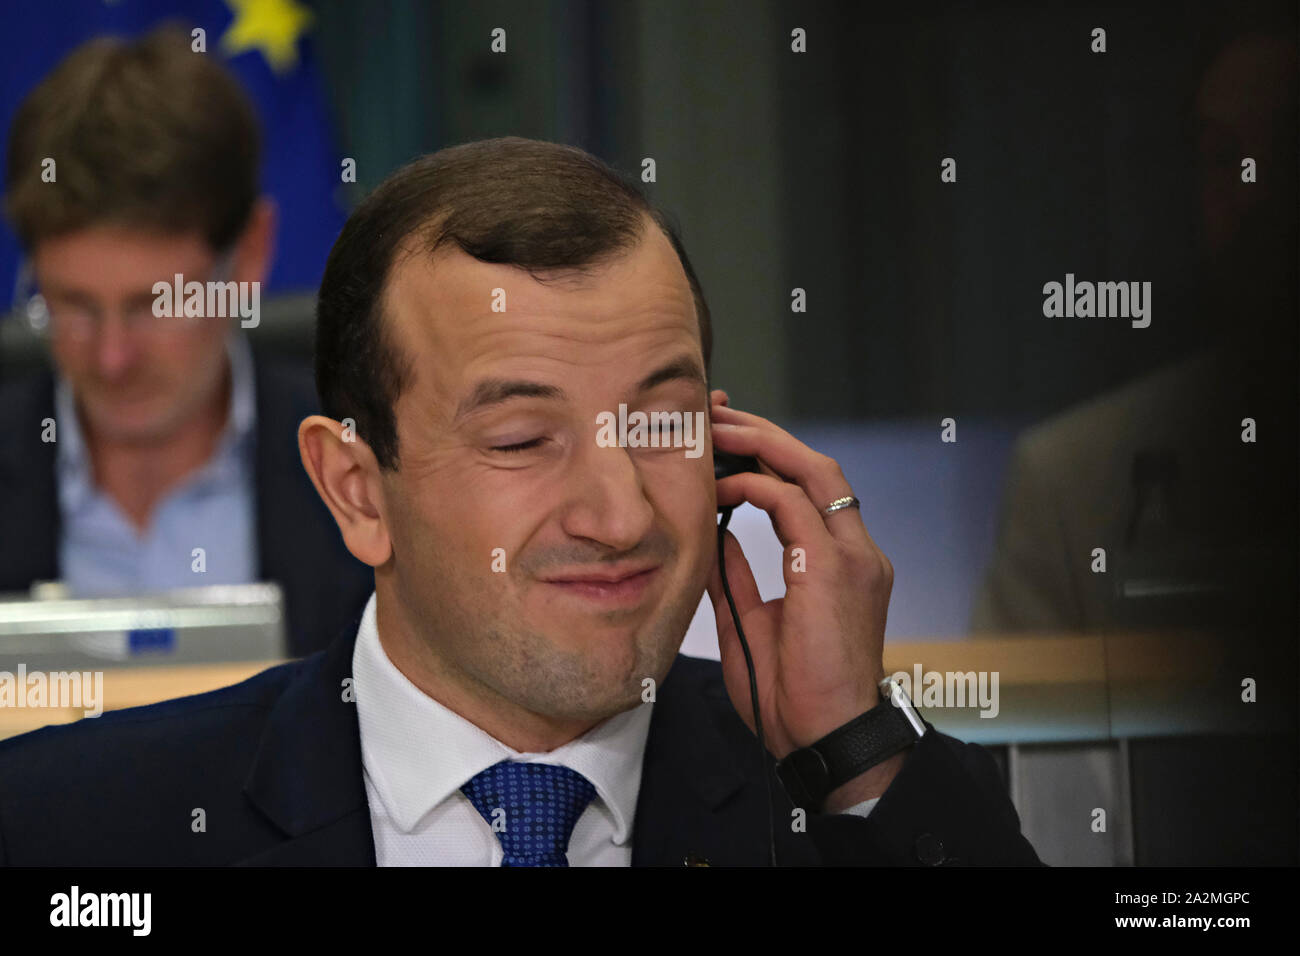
[716,505,778,866]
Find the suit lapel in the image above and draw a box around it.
[0,369,60,590]
[250,354,325,654]
[629,658,821,868]
[238,612,376,865]
[632,656,823,866]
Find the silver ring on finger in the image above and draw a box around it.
[822,495,861,517]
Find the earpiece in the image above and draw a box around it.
[714,450,760,488]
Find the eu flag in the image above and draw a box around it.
[0,0,345,305]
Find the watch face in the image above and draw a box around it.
[880,676,907,705]
[880,678,928,737]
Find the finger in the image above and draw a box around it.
[706,528,763,631]
[709,389,730,407]
[705,530,771,711]
[711,418,869,550]
[715,470,836,559]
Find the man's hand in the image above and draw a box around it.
[705,390,905,811]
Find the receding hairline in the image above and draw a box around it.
[372,210,703,390]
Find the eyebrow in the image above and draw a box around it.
[42,285,157,306]
[452,354,708,425]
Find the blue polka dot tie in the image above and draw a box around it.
[460,761,598,867]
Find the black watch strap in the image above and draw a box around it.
[775,683,925,813]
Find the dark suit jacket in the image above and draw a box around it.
[0,355,373,656]
[0,611,1043,866]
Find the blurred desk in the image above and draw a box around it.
[882,630,1288,743]
[880,630,1294,865]
[0,660,281,740]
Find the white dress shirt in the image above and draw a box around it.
[353,593,653,865]
[352,592,879,866]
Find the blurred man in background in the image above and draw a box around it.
[971,29,1298,865]
[0,27,371,655]
[973,31,1297,638]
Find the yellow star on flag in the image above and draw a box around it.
[220,0,315,74]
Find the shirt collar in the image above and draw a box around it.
[53,333,257,512]
[352,591,654,841]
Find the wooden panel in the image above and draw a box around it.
[0,661,281,740]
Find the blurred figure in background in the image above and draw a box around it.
[0,27,371,655]
[971,29,1297,866]
[973,30,1297,638]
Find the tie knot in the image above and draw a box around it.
[460,760,598,866]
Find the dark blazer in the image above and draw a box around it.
[0,612,1043,866]
[0,355,373,656]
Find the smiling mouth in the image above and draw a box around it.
[93,386,159,405]
[542,566,661,605]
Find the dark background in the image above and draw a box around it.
[309,0,1295,424]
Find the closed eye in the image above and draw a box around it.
[491,438,544,454]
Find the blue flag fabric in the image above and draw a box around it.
[0,0,345,305]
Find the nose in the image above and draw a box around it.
[559,441,656,553]
[92,312,139,380]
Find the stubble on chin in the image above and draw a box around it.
[463,590,693,725]
[504,555,708,722]
[410,527,708,726]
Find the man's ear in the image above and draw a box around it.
[231,196,277,285]
[298,414,392,567]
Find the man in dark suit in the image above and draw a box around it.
[0,28,370,654]
[0,137,1041,866]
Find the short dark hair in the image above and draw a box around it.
[315,136,713,471]
[5,25,260,252]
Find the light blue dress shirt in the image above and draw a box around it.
[54,334,258,596]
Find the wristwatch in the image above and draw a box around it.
[775,676,927,813]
